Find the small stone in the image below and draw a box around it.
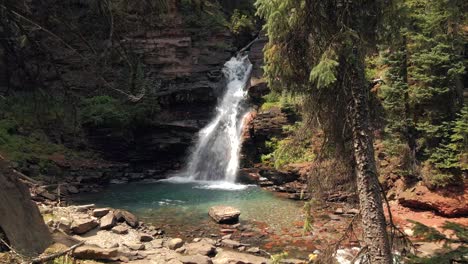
[139,234,153,242]
[222,234,232,240]
[111,225,128,234]
[334,208,344,214]
[93,208,110,218]
[221,239,241,248]
[238,246,246,251]
[220,229,235,234]
[168,238,184,250]
[247,247,260,253]
[347,208,360,215]
[175,247,186,254]
[125,243,145,251]
[151,239,164,249]
[57,217,72,234]
[100,212,115,230]
[193,238,202,242]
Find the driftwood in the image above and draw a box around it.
[29,241,84,264]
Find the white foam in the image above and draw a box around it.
[160,176,251,191]
[194,181,251,191]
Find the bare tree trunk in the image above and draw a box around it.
[348,46,392,263]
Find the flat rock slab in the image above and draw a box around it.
[93,208,110,218]
[179,254,213,264]
[185,241,216,256]
[71,218,98,235]
[212,250,269,264]
[209,206,241,224]
[72,245,118,261]
[100,212,116,230]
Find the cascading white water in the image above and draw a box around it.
[184,55,252,183]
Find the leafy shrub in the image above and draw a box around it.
[229,9,255,35]
[81,96,129,128]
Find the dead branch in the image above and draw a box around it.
[29,241,84,264]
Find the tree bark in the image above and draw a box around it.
[348,46,393,263]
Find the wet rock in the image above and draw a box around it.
[100,212,115,230]
[140,234,153,242]
[212,250,269,264]
[111,225,129,234]
[72,245,118,260]
[114,209,138,227]
[220,239,241,249]
[185,241,216,256]
[209,206,241,224]
[71,217,98,234]
[168,238,184,250]
[93,208,110,218]
[179,254,213,264]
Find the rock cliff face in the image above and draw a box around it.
[0,1,242,173]
[87,26,236,171]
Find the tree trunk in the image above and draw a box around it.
[348,47,393,263]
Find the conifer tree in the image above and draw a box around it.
[256,0,393,262]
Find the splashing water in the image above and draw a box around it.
[184,55,252,183]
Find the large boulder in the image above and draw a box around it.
[209,206,241,224]
[100,211,116,230]
[212,250,269,264]
[114,209,139,227]
[0,158,52,257]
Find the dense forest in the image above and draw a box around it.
[0,0,466,263]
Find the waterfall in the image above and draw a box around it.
[184,55,252,183]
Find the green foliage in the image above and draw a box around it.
[406,221,468,263]
[270,252,288,264]
[377,0,467,188]
[260,123,315,169]
[407,246,467,264]
[180,0,227,34]
[81,96,130,128]
[309,52,339,89]
[408,220,446,241]
[229,9,255,35]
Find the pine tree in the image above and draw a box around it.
[256,0,393,262]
